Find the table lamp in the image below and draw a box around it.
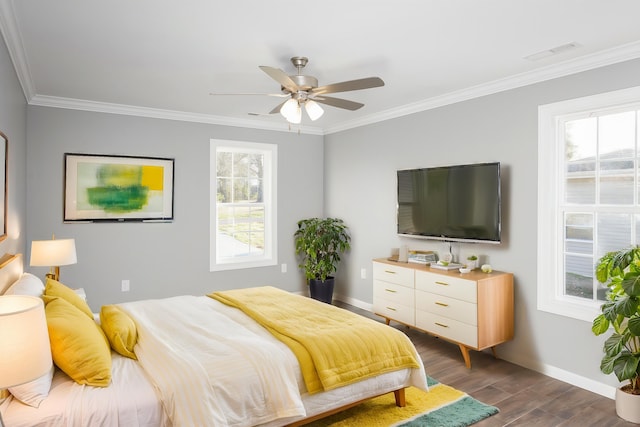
[0,295,52,407]
[30,237,77,281]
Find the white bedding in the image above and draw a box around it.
[1,352,168,427]
[1,295,428,427]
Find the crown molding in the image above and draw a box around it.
[324,40,640,134]
[0,0,35,101]
[29,95,325,135]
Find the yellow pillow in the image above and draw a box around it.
[43,296,111,387]
[44,278,94,319]
[100,305,138,360]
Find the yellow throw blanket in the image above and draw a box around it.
[209,286,420,394]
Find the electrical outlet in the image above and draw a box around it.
[121,279,130,292]
[361,268,367,279]
[281,263,287,273]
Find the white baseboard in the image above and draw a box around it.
[334,294,617,400]
[333,293,372,312]
[505,353,616,399]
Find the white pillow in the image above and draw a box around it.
[4,273,45,297]
[9,364,54,407]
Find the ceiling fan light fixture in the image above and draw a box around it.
[280,98,298,119]
[290,105,302,124]
[305,100,324,121]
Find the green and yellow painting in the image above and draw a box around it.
[78,163,164,213]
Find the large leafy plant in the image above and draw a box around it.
[592,247,640,394]
[294,218,351,282]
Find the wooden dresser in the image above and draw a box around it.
[373,258,514,368]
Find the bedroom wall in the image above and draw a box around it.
[0,32,27,258]
[25,106,324,308]
[324,58,640,395]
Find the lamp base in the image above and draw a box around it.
[45,268,60,282]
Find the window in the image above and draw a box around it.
[538,86,640,321]
[210,139,277,271]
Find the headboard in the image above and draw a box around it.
[0,253,24,295]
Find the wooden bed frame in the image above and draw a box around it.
[287,388,406,426]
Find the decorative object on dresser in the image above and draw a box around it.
[30,236,77,281]
[466,255,478,269]
[294,217,351,303]
[372,258,514,368]
[592,246,640,424]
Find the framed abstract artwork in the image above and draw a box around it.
[64,153,174,222]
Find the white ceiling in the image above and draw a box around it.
[2,0,640,134]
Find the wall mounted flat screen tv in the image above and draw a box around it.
[397,162,501,244]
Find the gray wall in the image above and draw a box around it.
[324,58,640,393]
[25,107,324,308]
[0,32,27,258]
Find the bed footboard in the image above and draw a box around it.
[285,387,407,427]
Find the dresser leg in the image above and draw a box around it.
[491,346,498,359]
[385,318,391,325]
[459,344,472,369]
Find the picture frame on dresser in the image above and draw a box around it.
[0,131,7,242]
[64,153,174,222]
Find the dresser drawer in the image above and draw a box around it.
[415,310,478,348]
[415,291,477,326]
[415,271,477,303]
[373,299,414,325]
[373,279,414,306]
[373,262,414,287]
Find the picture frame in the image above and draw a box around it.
[64,153,174,222]
[0,131,7,241]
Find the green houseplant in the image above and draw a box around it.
[592,246,640,423]
[294,218,351,303]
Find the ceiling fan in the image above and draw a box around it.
[210,56,385,124]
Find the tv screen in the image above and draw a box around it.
[397,162,501,244]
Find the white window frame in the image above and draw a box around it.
[537,85,640,322]
[209,139,277,271]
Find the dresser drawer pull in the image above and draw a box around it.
[384,288,397,293]
[435,322,449,328]
[386,306,397,311]
[435,281,449,286]
[384,270,397,274]
[435,302,449,307]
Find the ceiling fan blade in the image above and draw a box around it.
[313,96,364,111]
[268,99,289,114]
[311,77,384,95]
[209,92,288,97]
[259,66,299,93]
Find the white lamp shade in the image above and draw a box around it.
[30,239,77,267]
[305,100,324,121]
[0,295,52,388]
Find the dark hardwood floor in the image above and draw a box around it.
[338,301,635,427]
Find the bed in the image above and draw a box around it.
[0,253,428,426]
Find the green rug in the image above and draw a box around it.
[306,376,499,427]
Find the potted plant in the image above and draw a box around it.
[466,255,478,269]
[294,218,351,303]
[592,246,640,423]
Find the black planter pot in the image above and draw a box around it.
[309,277,335,304]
